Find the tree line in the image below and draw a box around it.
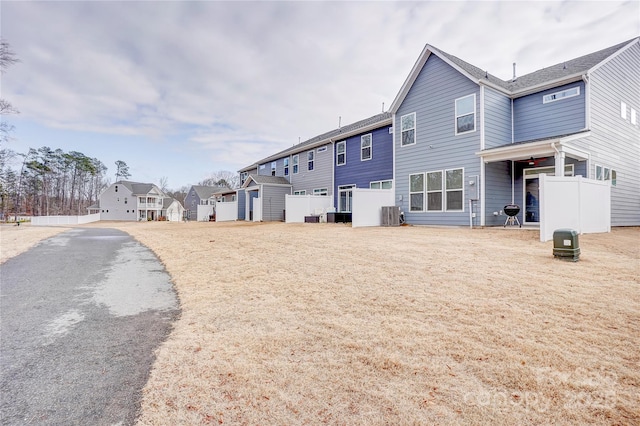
[0,147,109,219]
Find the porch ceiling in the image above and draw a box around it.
[477,131,591,163]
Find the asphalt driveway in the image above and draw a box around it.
[0,227,180,425]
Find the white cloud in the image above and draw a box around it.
[2,1,638,187]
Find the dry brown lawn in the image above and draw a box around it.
[0,223,69,264]
[3,221,639,424]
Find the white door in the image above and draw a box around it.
[338,185,355,212]
[253,197,262,222]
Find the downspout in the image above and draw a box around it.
[511,160,515,204]
[329,138,335,209]
[479,86,485,227]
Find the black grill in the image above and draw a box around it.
[503,204,521,227]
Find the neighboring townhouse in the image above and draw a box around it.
[184,185,226,220]
[92,180,182,221]
[390,38,640,227]
[333,113,393,213]
[239,112,393,221]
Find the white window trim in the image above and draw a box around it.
[313,188,328,196]
[361,133,372,161]
[400,112,416,147]
[594,164,616,186]
[426,170,443,212]
[542,86,580,104]
[369,180,393,189]
[292,154,299,174]
[444,167,464,212]
[409,173,425,212]
[317,146,327,153]
[293,190,306,195]
[336,141,346,166]
[284,158,289,176]
[631,108,637,125]
[621,101,627,119]
[308,151,314,171]
[271,161,276,176]
[455,94,476,135]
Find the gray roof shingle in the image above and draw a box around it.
[245,174,291,186]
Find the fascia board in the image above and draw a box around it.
[510,74,585,98]
[588,37,639,75]
[389,46,432,113]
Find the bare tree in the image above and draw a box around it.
[199,170,240,189]
[0,40,19,146]
[158,176,169,193]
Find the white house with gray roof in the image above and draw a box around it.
[91,180,183,221]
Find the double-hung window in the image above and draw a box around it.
[409,173,424,211]
[284,158,289,176]
[271,161,276,176]
[401,113,416,146]
[336,141,346,166]
[361,134,372,161]
[313,188,327,196]
[292,155,299,174]
[308,151,314,171]
[445,168,463,211]
[455,94,475,134]
[370,180,392,189]
[426,171,443,211]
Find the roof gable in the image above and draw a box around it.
[390,38,639,110]
[241,174,292,188]
[116,180,164,197]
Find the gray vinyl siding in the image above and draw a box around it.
[290,144,333,196]
[484,161,514,226]
[395,54,482,226]
[484,87,513,148]
[237,190,246,220]
[258,157,292,182]
[573,43,640,225]
[261,186,290,221]
[513,81,586,142]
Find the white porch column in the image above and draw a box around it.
[555,150,566,176]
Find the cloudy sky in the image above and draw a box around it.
[2,1,638,189]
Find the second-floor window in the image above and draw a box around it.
[284,158,289,176]
[240,172,248,185]
[401,113,416,146]
[293,155,299,174]
[361,134,372,161]
[308,151,314,171]
[336,141,346,166]
[271,161,276,176]
[455,94,475,134]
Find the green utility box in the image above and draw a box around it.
[553,229,580,261]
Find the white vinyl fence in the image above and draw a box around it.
[253,197,262,222]
[539,174,611,242]
[196,204,214,221]
[285,195,333,223]
[31,213,101,226]
[351,189,395,228]
[216,201,238,222]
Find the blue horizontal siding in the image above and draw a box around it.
[334,125,393,204]
[395,54,482,226]
[514,81,586,142]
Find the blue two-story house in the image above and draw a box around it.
[391,38,639,227]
